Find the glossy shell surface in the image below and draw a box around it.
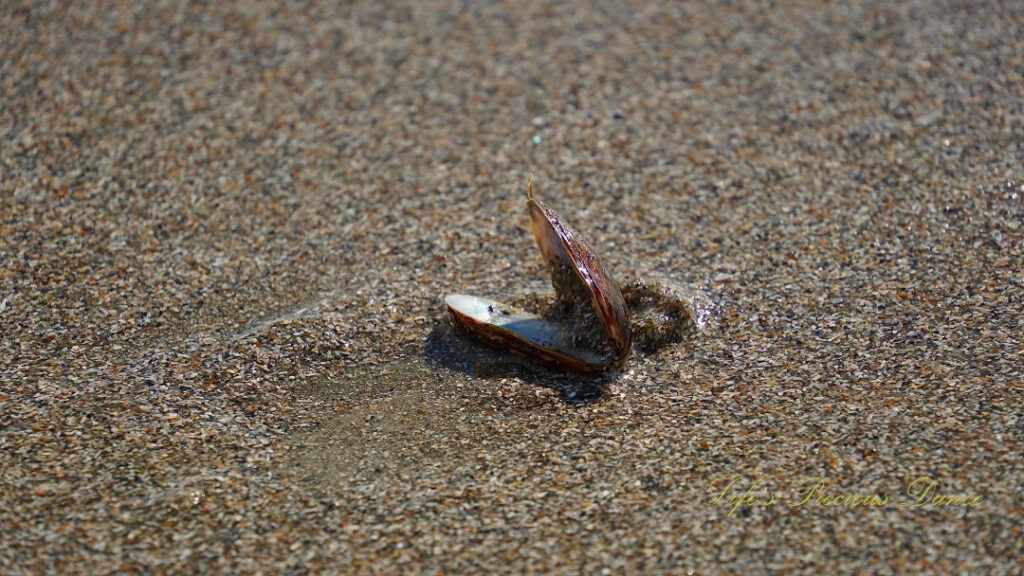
[527,195,631,364]
[444,180,631,374]
[444,294,606,374]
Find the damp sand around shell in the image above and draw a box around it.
[280,279,720,487]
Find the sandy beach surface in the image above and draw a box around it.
[2,1,1021,573]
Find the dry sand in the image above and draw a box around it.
[1,1,1021,574]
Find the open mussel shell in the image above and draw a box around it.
[444,181,631,374]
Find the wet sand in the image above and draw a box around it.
[2,1,1021,573]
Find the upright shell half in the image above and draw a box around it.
[445,178,630,374]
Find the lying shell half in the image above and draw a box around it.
[445,177,630,374]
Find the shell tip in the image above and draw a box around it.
[526,173,535,202]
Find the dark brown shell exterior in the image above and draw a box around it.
[526,195,631,368]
